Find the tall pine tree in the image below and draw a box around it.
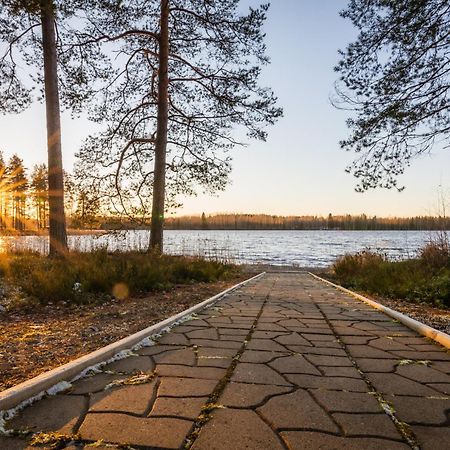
[75,0,282,251]
[0,0,109,253]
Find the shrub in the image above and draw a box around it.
[420,234,450,269]
[0,250,239,306]
[332,246,450,308]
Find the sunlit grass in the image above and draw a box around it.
[332,238,450,307]
[0,249,239,308]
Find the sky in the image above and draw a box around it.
[1,0,449,218]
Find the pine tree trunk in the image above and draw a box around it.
[149,0,169,252]
[40,0,68,256]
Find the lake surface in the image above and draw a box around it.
[0,229,443,267]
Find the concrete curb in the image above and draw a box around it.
[309,272,450,350]
[0,272,265,411]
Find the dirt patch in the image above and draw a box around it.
[0,276,246,392]
[365,294,450,335]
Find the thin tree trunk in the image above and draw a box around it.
[149,0,169,252]
[40,0,68,256]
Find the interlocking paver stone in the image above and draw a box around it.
[188,338,242,349]
[156,332,190,345]
[186,328,219,339]
[289,345,347,356]
[231,362,292,386]
[158,377,217,397]
[366,372,442,396]
[304,354,354,367]
[346,344,398,359]
[395,364,450,383]
[156,364,225,379]
[319,365,362,378]
[281,431,410,449]
[275,332,312,346]
[355,358,399,372]
[246,338,288,352]
[4,272,450,450]
[102,355,154,374]
[239,349,288,363]
[285,373,371,392]
[137,344,185,356]
[369,337,412,351]
[69,373,128,394]
[153,347,196,365]
[149,396,208,420]
[0,436,30,450]
[333,412,402,439]
[427,383,450,394]
[412,425,450,450]
[268,354,321,375]
[221,382,292,407]
[311,390,382,413]
[384,395,450,425]
[89,381,156,414]
[8,394,85,433]
[258,389,340,432]
[79,413,192,448]
[391,350,450,361]
[191,409,285,450]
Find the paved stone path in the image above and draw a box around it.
[1,272,450,450]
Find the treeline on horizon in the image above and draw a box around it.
[0,150,448,233]
[164,213,450,231]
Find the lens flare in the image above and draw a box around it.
[112,282,129,300]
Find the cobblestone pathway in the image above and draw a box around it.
[1,273,450,450]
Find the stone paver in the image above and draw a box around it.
[2,272,450,449]
[191,409,286,450]
[89,381,156,414]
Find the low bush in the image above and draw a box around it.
[0,250,239,306]
[332,240,450,308]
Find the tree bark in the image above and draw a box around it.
[40,0,68,256]
[149,0,170,252]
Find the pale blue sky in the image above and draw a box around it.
[1,0,449,217]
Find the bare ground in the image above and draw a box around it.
[0,276,246,392]
[2,267,449,394]
[362,294,450,335]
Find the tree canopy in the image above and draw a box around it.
[335,0,450,191]
[0,0,109,115]
[75,0,282,229]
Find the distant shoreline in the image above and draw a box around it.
[0,228,449,237]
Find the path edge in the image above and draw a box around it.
[0,272,265,411]
[309,272,450,349]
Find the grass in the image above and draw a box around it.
[0,249,239,308]
[331,235,450,308]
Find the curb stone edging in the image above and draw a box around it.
[309,272,450,350]
[0,272,266,413]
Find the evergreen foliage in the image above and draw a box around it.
[335,0,450,191]
[74,0,282,249]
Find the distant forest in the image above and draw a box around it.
[164,213,450,231]
[0,151,448,233]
